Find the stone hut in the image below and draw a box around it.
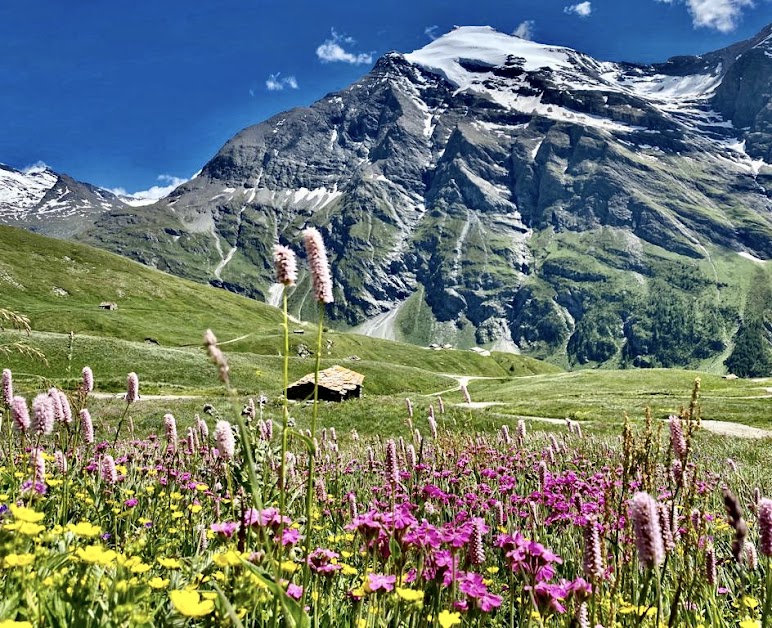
[286,365,364,402]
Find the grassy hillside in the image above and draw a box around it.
[0,226,558,394]
[0,225,284,346]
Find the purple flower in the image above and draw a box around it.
[286,583,303,600]
[211,521,239,537]
[280,527,302,546]
[365,573,396,593]
[307,548,342,574]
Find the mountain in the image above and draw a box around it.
[10,25,772,370]
[0,163,127,238]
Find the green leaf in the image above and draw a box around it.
[239,560,310,628]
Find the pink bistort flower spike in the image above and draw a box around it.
[81,366,94,394]
[164,414,178,454]
[32,393,54,436]
[214,420,235,460]
[11,396,30,433]
[759,498,772,557]
[126,372,139,403]
[80,409,94,444]
[630,492,664,569]
[302,226,333,304]
[2,368,13,406]
[273,244,298,287]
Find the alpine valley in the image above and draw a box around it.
[3,25,772,372]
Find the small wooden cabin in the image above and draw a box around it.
[286,365,364,402]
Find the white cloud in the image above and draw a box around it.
[513,20,535,40]
[22,161,51,174]
[424,25,439,40]
[110,174,190,206]
[564,2,593,17]
[316,29,373,65]
[662,0,755,32]
[265,73,299,91]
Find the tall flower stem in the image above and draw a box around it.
[302,303,325,596]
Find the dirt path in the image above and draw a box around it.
[699,421,772,439]
[431,374,504,396]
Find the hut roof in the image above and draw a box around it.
[288,365,364,394]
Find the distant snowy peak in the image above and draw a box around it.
[404,25,722,103]
[404,26,575,86]
[0,164,58,212]
[0,163,127,236]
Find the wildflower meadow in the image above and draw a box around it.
[1,228,771,628]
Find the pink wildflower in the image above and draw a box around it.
[2,369,12,406]
[81,366,94,393]
[630,492,664,568]
[214,420,235,460]
[302,226,333,304]
[273,244,298,286]
[11,396,30,432]
[80,409,94,444]
[125,372,139,403]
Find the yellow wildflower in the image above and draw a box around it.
[340,564,358,576]
[76,545,117,565]
[9,505,44,523]
[4,554,35,568]
[739,620,760,628]
[395,587,424,602]
[438,610,462,627]
[67,522,102,537]
[280,560,299,573]
[130,562,151,574]
[742,597,760,610]
[0,620,34,628]
[169,590,215,617]
[149,577,170,590]
[158,557,182,569]
[213,550,242,567]
[4,521,44,536]
[45,479,64,488]
[189,504,202,513]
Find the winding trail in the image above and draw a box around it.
[430,374,771,438]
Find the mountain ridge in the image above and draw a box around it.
[3,24,772,372]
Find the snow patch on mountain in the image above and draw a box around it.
[0,164,58,214]
[405,26,571,87]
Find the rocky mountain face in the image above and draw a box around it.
[9,25,772,369]
[0,164,127,238]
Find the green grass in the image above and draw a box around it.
[0,225,284,347]
[463,368,772,427]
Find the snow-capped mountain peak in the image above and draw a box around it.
[0,163,127,238]
[0,163,58,212]
[404,26,574,87]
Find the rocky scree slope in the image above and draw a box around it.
[68,26,772,368]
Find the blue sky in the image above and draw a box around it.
[1,0,770,195]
